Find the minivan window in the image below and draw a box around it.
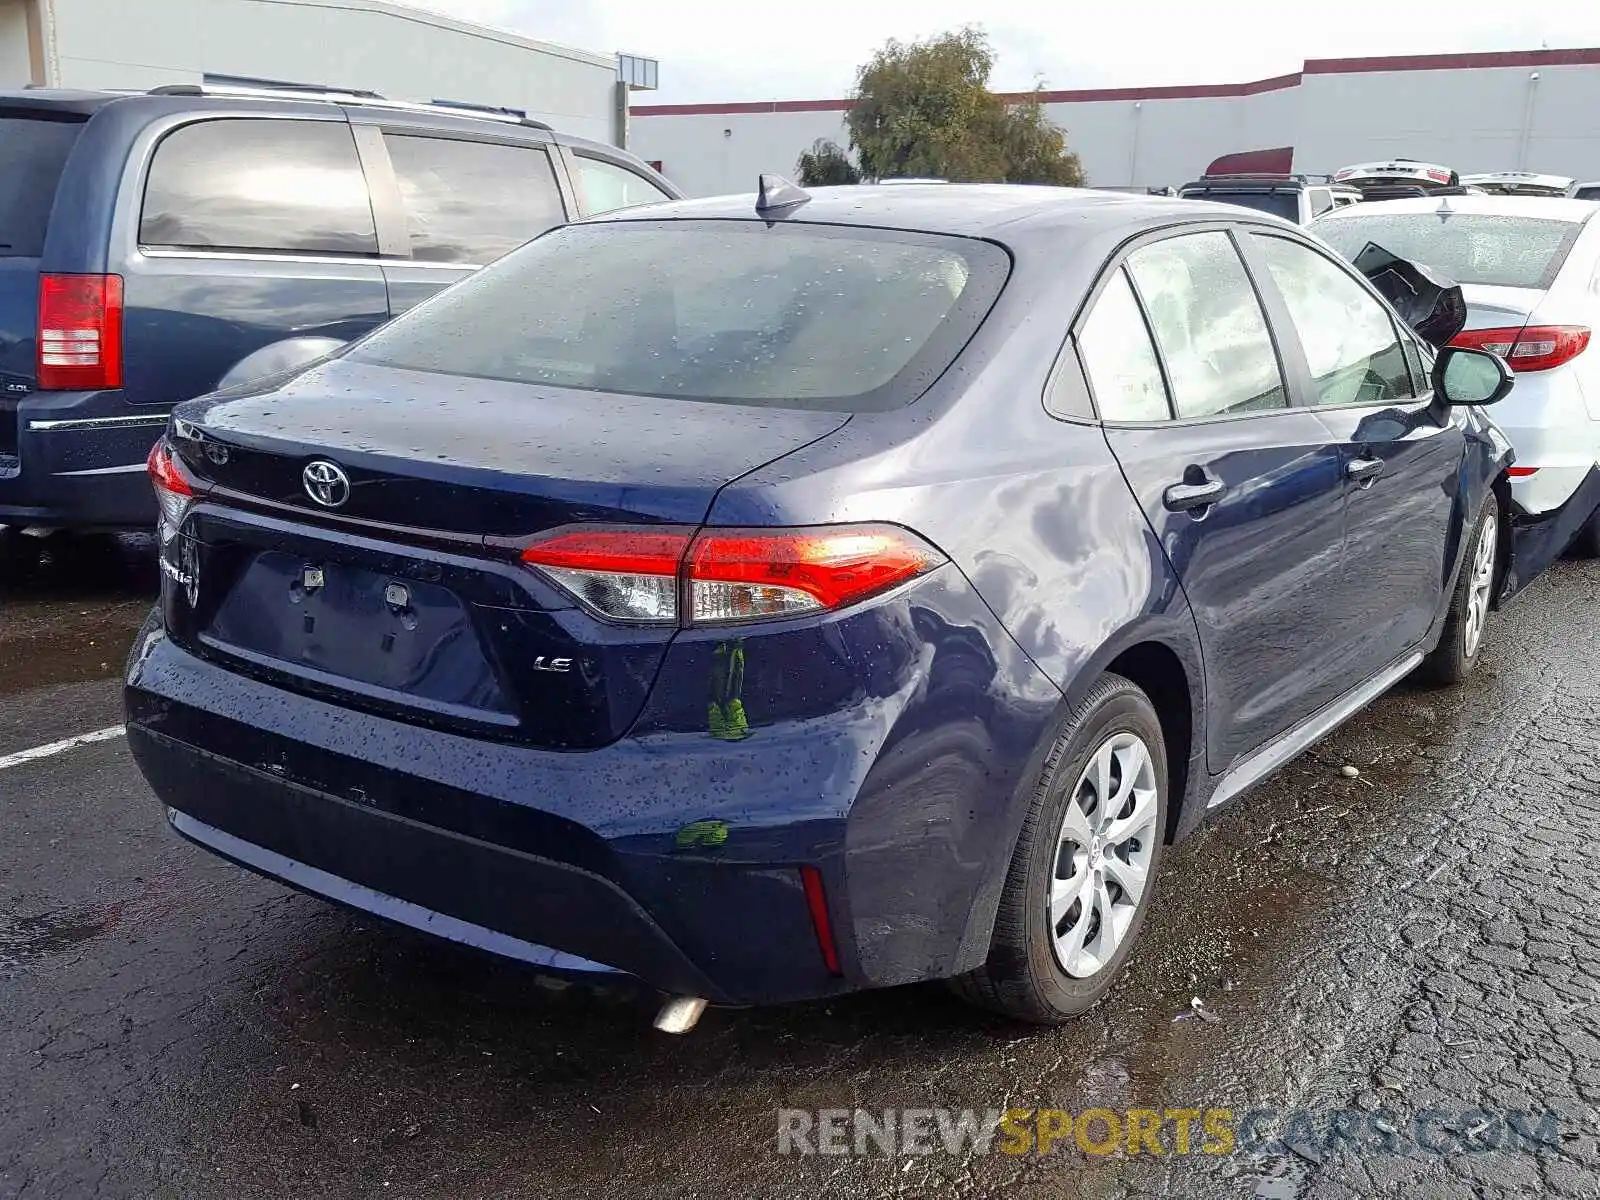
[384,135,566,264]
[0,115,85,258]
[574,155,671,216]
[346,220,1010,412]
[1126,231,1288,419]
[141,119,377,255]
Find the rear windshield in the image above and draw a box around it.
[0,115,84,257]
[346,220,1010,412]
[1575,186,1600,202]
[1182,191,1300,222]
[1312,212,1583,289]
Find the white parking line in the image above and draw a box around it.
[0,726,126,772]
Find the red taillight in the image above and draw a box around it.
[519,523,945,626]
[1506,466,1540,478]
[1451,325,1591,372]
[38,273,124,390]
[519,527,691,625]
[799,865,842,976]
[146,439,194,497]
[688,526,944,622]
[147,438,195,541]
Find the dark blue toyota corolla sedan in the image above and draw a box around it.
[126,181,1526,1028]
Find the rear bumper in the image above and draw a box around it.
[1486,372,1600,515]
[124,576,1062,1004]
[0,390,166,528]
[141,728,726,1000]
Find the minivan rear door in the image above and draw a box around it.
[122,112,390,406]
[350,119,576,315]
[0,107,90,441]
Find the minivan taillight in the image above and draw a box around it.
[1451,325,1591,372]
[520,524,947,626]
[38,273,124,390]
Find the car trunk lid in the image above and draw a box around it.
[1456,284,1544,331]
[162,360,851,748]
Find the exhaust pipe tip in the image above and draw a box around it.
[653,995,708,1034]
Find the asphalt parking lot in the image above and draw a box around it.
[2,531,1598,1200]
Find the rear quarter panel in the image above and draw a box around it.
[706,243,1207,973]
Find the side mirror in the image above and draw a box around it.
[1433,346,1514,406]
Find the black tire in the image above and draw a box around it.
[1420,492,1501,685]
[1571,506,1600,559]
[952,673,1168,1024]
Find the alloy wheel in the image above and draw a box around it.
[1048,732,1160,978]
[1463,509,1498,659]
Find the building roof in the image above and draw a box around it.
[633,46,1600,116]
[294,0,615,69]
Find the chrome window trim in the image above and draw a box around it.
[137,247,482,269]
[28,414,172,431]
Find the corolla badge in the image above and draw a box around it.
[302,460,351,508]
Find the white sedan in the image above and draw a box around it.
[1312,195,1600,553]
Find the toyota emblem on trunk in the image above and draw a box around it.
[302,460,351,508]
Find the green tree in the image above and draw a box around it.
[845,27,1084,187]
[988,90,1086,186]
[796,138,861,186]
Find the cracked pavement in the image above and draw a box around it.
[1,530,1597,1199]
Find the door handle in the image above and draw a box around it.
[1346,456,1384,484]
[1163,477,1228,513]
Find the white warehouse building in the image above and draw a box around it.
[0,0,645,145]
[632,48,1600,196]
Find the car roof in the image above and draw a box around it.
[1312,194,1600,223]
[0,88,122,116]
[0,84,605,148]
[590,183,1256,240]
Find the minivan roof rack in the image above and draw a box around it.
[144,82,553,130]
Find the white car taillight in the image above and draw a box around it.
[1452,325,1591,372]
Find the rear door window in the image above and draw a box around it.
[0,115,86,257]
[1125,231,1288,419]
[383,135,566,264]
[573,154,672,216]
[141,118,377,255]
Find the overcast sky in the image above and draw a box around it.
[420,1,1600,104]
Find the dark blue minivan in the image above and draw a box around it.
[0,84,678,532]
[126,183,1549,1029]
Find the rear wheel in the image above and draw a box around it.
[952,674,1167,1023]
[1421,495,1499,684]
